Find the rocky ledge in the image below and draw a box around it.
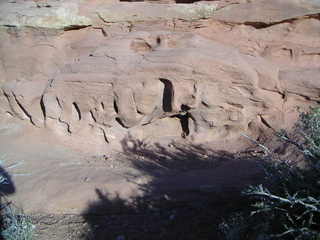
[0,0,320,151]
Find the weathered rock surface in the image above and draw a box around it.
[213,0,320,25]
[96,2,217,22]
[0,0,91,29]
[0,0,320,151]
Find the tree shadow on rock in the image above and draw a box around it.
[0,166,15,196]
[81,136,266,240]
[120,136,265,199]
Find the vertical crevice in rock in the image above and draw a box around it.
[259,115,273,129]
[40,95,46,121]
[159,78,174,112]
[72,102,81,121]
[115,117,126,128]
[11,92,36,126]
[90,110,97,122]
[180,113,190,137]
[178,105,192,137]
[113,99,119,114]
[58,118,71,134]
[56,97,62,109]
[172,113,190,138]
[99,127,109,143]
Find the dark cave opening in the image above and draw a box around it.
[159,78,174,113]
[172,113,190,137]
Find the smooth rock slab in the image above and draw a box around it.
[0,0,91,29]
[213,0,320,24]
[97,2,217,22]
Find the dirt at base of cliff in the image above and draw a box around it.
[31,191,247,240]
[0,121,269,240]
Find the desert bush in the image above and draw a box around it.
[0,200,34,240]
[299,107,320,158]
[220,108,320,240]
[0,161,34,240]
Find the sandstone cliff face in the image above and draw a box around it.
[0,0,319,150]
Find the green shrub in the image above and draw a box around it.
[0,160,34,240]
[1,200,34,240]
[299,107,320,158]
[220,108,320,240]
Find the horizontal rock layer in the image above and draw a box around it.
[0,0,320,147]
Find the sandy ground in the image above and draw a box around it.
[0,120,265,239]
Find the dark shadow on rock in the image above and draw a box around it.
[81,136,266,240]
[0,166,15,196]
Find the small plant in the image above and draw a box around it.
[220,107,320,240]
[299,108,320,158]
[1,200,34,240]
[0,158,34,240]
[244,184,320,240]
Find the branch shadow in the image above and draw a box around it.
[0,166,15,196]
[81,136,265,240]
